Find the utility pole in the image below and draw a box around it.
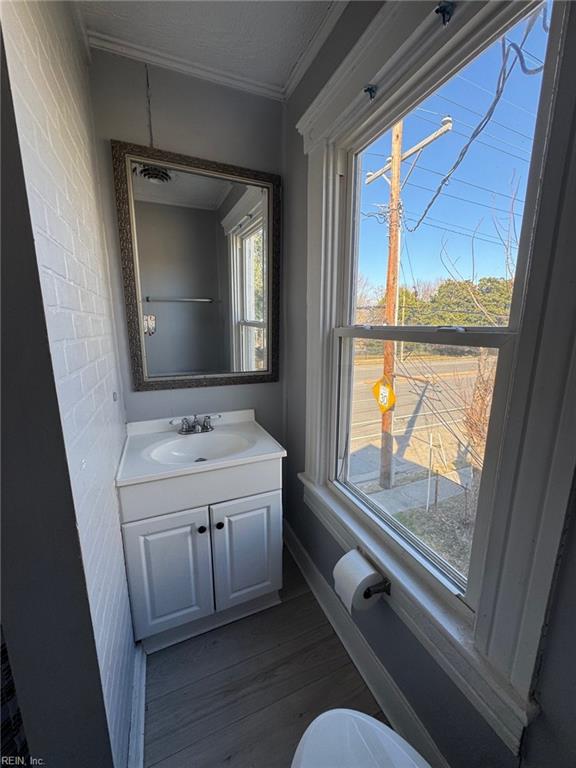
[380,120,403,488]
[366,116,453,490]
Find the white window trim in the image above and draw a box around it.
[234,214,267,370]
[297,0,576,753]
[221,188,267,370]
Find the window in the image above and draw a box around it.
[338,6,551,591]
[297,0,576,748]
[342,339,499,584]
[230,208,268,371]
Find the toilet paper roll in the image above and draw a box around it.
[333,549,383,613]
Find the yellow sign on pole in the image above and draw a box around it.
[372,376,396,414]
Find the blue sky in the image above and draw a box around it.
[357,4,551,297]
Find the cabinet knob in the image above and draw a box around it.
[215,522,224,530]
[197,525,207,534]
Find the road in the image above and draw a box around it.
[346,355,484,487]
[351,356,478,443]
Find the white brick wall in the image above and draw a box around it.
[2,3,136,766]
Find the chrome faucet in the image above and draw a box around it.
[172,413,221,435]
[178,415,202,435]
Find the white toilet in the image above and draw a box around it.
[291,709,432,768]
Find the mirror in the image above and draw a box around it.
[111,141,280,390]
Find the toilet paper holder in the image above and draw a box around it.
[356,547,391,600]
[363,577,391,600]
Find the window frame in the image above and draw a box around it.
[333,327,515,598]
[296,0,576,752]
[230,211,268,370]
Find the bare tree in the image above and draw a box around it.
[356,273,383,308]
[492,172,520,283]
[439,232,499,326]
[463,352,497,467]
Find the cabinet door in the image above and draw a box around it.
[123,507,214,640]
[211,491,282,611]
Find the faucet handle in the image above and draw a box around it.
[169,415,197,427]
[201,413,221,432]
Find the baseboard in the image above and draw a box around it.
[127,644,147,768]
[284,523,451,768]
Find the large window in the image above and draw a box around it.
[337,5,551,591]
[297,0,576,746]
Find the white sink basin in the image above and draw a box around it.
[116,410,287,488]
[147,432,253,465]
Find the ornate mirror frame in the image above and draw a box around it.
[111,140,281,390]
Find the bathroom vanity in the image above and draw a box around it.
[116,410,286,651]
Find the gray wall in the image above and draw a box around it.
[281,1,388,508]
[136,201,228,374]
[91,51,284,437]
[282,2,575,767]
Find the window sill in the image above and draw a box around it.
[298,472,538,754]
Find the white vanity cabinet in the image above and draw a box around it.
[123,506,215,640]
[116,411,287,647]
[122,490,283,641]
[211,491,282,611]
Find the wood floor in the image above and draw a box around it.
[144,550,384,768]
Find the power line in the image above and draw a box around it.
[404,210,518,244]
[363,153,526,203]
[395,356,486,467]
[362,209,517,247]
[402,216,518,248]
[414,165,526,204]
[504,38,544,65]
[505,40,545,75]
[399,257,410,294]
[403,180,523,217]
[417,107,532,155]
[413,113,531,163]
[406,13,542,233]
[429,94,533,141]
[455,74,537,118]
[403,238,418,289]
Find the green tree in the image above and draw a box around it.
[370,276,512,347]
[476,277,513,325]
[397,287,423,325]
[251,230,265,321]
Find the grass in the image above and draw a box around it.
[394,472,480,577]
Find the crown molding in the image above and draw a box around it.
[86,30,286,101]
[284,1,348,100]
[86,2,348,103]
[71,3,91,65]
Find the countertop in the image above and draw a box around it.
[116,410,286,487]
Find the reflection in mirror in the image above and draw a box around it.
[130,159,268,378]
[112,142,280,389]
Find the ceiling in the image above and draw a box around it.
[79,1,348,101]
[132,162,236,210]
